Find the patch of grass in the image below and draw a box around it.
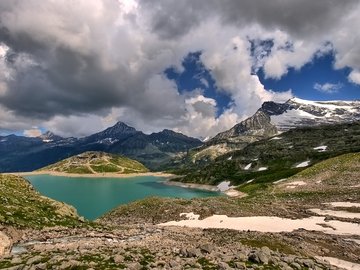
[197,257,218,270]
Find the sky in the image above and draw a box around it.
[0,0,360,139]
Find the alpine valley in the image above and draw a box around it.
[1,98,360,270]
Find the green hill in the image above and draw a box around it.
[40,151,149,174]
[0,174,81,228]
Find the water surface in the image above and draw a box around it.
[25,175,219,220]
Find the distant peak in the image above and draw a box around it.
[97,121,138,137]
[113,121,130,127]
[39,131,63,141]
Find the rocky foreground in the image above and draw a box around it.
[1,153,360,269]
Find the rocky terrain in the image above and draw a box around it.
[39,151,149,174]
[0,153,359,269]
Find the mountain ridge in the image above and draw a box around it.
[0,122,202,172]
[184,97,360,164]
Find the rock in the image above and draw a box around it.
[301,259,315,268]
[127,262,141,270]
[291,262,302,270]
[248,251,269,264]
[0,232,12,256]
[35,263,47,270]
[218,262,231,270]
[26,255,43,265]
[169,260,180,268]
[200,243,214,254]
[59,260,80,269]
[237,252,248,261]
[156,260,167,267]
[186,248,202,258]
[261,246,271,256]
[113,254,124,264]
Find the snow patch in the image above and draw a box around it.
[273,179,287,184]
[217,181,234,192]
[324,202,360,208]
[313,145,327,152]
[296,160,310,168]
[227,156,232,160]
[286,181,307,189]
[257,167,268,171]
[245,179,254,184]
[309,209,360,219]
[159,215,360,236]
[270,136,282,140]
[244,163,252,170]
[345,238,360,245]
[316,256,360,270]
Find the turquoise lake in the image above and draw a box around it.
[25,175,219,220]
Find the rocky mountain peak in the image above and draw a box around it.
[39,131,63,142]
[99,122,138,137]
[210,110,278,142]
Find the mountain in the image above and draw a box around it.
[184,98,360,164]
[38,131,63,143]
[262,98,360,131]
[0,122,202,172]
[180,121,360,186]
[40,151,149,174]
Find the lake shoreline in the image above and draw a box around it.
[7,171,176,179]
[164,180,247,198]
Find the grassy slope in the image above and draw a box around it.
[179,122,360,188]
[101,152,360,224]
[40,151,149,174]
[0,174,81,228]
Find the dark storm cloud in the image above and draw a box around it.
[0,0,185,121]
[139,0,359,40]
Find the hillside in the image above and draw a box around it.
[179,121,360,187]
[1,155,359,269]
[0,174,81,229]
[99,153,360,268]
[40,151,149,174]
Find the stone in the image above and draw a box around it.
[261,246,271,256]
[291,262,302,270]
[200,243,214,254]
[127,262,141,270]
[218,262,231,270]
[187,248,202,258]
[113,254,124,264]
[169,260,180,268]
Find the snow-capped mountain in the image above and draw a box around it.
[192,97,360,162]
[262,98,360,131]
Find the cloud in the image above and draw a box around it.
[0,0,359,138]
[314,82,343,94]
[348,70,360,85]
